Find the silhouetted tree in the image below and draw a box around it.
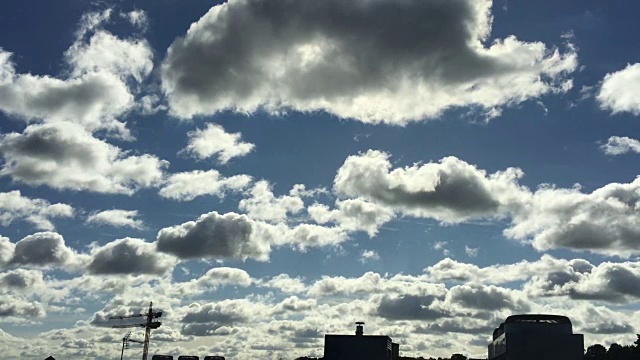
[586,344,607,360]
[450,354,467,360]
[607,343,634,360]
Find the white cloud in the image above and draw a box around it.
[155,209,348,262]
[331,150,640,257]
[122,9,149,30]
[0,122,167,194]
[600,136,640,155]
[86,209,144,229]
[505,178,640,256]
[524,259,640,303]
[156,211,271,261]
[421,255,640,305]
[138,94,167,114]
[261,274,307,294]
[159,169,251,201]
[597,63,640,115]
[444,284,530,312]
[7,232,86,270]
[0,58,133,136]
[464,246,479,257]
[65,30,153,83]
[334,150,528,223]
[197,267,253,287]
[238,181,304,223]
[0,237,14,266]
[162,0,576,123]
[272,296,317,314]
[0,295,46,319]
[173,267,254,296]
[87,237,176,275]
[308,198,394,237]
[423,255,586,285]
[76,9,112,38]
[0,11,154,138]
[568,304,634,335]
[0,190,74,230]
[179,299,270,336]
[433,241,451,257]
[375,294,448,321]
[307,272,445,298]
[183,123,255,164]
[359,250,380,263]
[0,269,44,290]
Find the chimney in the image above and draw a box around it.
[355,321,365,336]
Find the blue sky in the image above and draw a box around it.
[1,0,640,359]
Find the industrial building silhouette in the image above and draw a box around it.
[488,314,584,360]
[324,322,399,360]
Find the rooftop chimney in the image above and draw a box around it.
[355,321,365,336]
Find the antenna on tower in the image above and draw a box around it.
[108,302,163,360]
[120,331,144,360]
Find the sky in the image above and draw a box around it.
[0,0,639,359]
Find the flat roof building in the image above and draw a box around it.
[488,314,583,360]
[324,322,399,360]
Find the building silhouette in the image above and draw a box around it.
[488,314,583,360]
[324,322,399,360]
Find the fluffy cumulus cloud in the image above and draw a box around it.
[156,211,271,261]
[7,232,84,269]
[307,272,445,298]
[272,296,317,314]
[421,255,640,306]
[180,299,265,336]
[0,295,46,318]
[122,9,149,30]
[156,209,347,262]
[173,267,254,296]
[262,274,307,294]
[162,0,576,123]
[0,122,167,194]
[308,198,394,237]
[600,136,640,155]
[0,190,74,230]
[238,181,305,223]
[505,177,640,256]
[183,123,255,164]
[86,209,144,229]
[334,150,528,223]
[0,269,44,290]
[87,237,176,275]
[524,260,640,303]
[0,236,14,266]
[359,249,380,263]
[331,150,640,257]
[597,63,640,115]
[376,294,448,321]
[0,9,153,137]
[569,305,635,335]
[444,284,530,312]
[159,169,252,201]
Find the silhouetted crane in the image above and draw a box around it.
[110,302,163,360]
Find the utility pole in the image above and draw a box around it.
[110,302,163,360]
